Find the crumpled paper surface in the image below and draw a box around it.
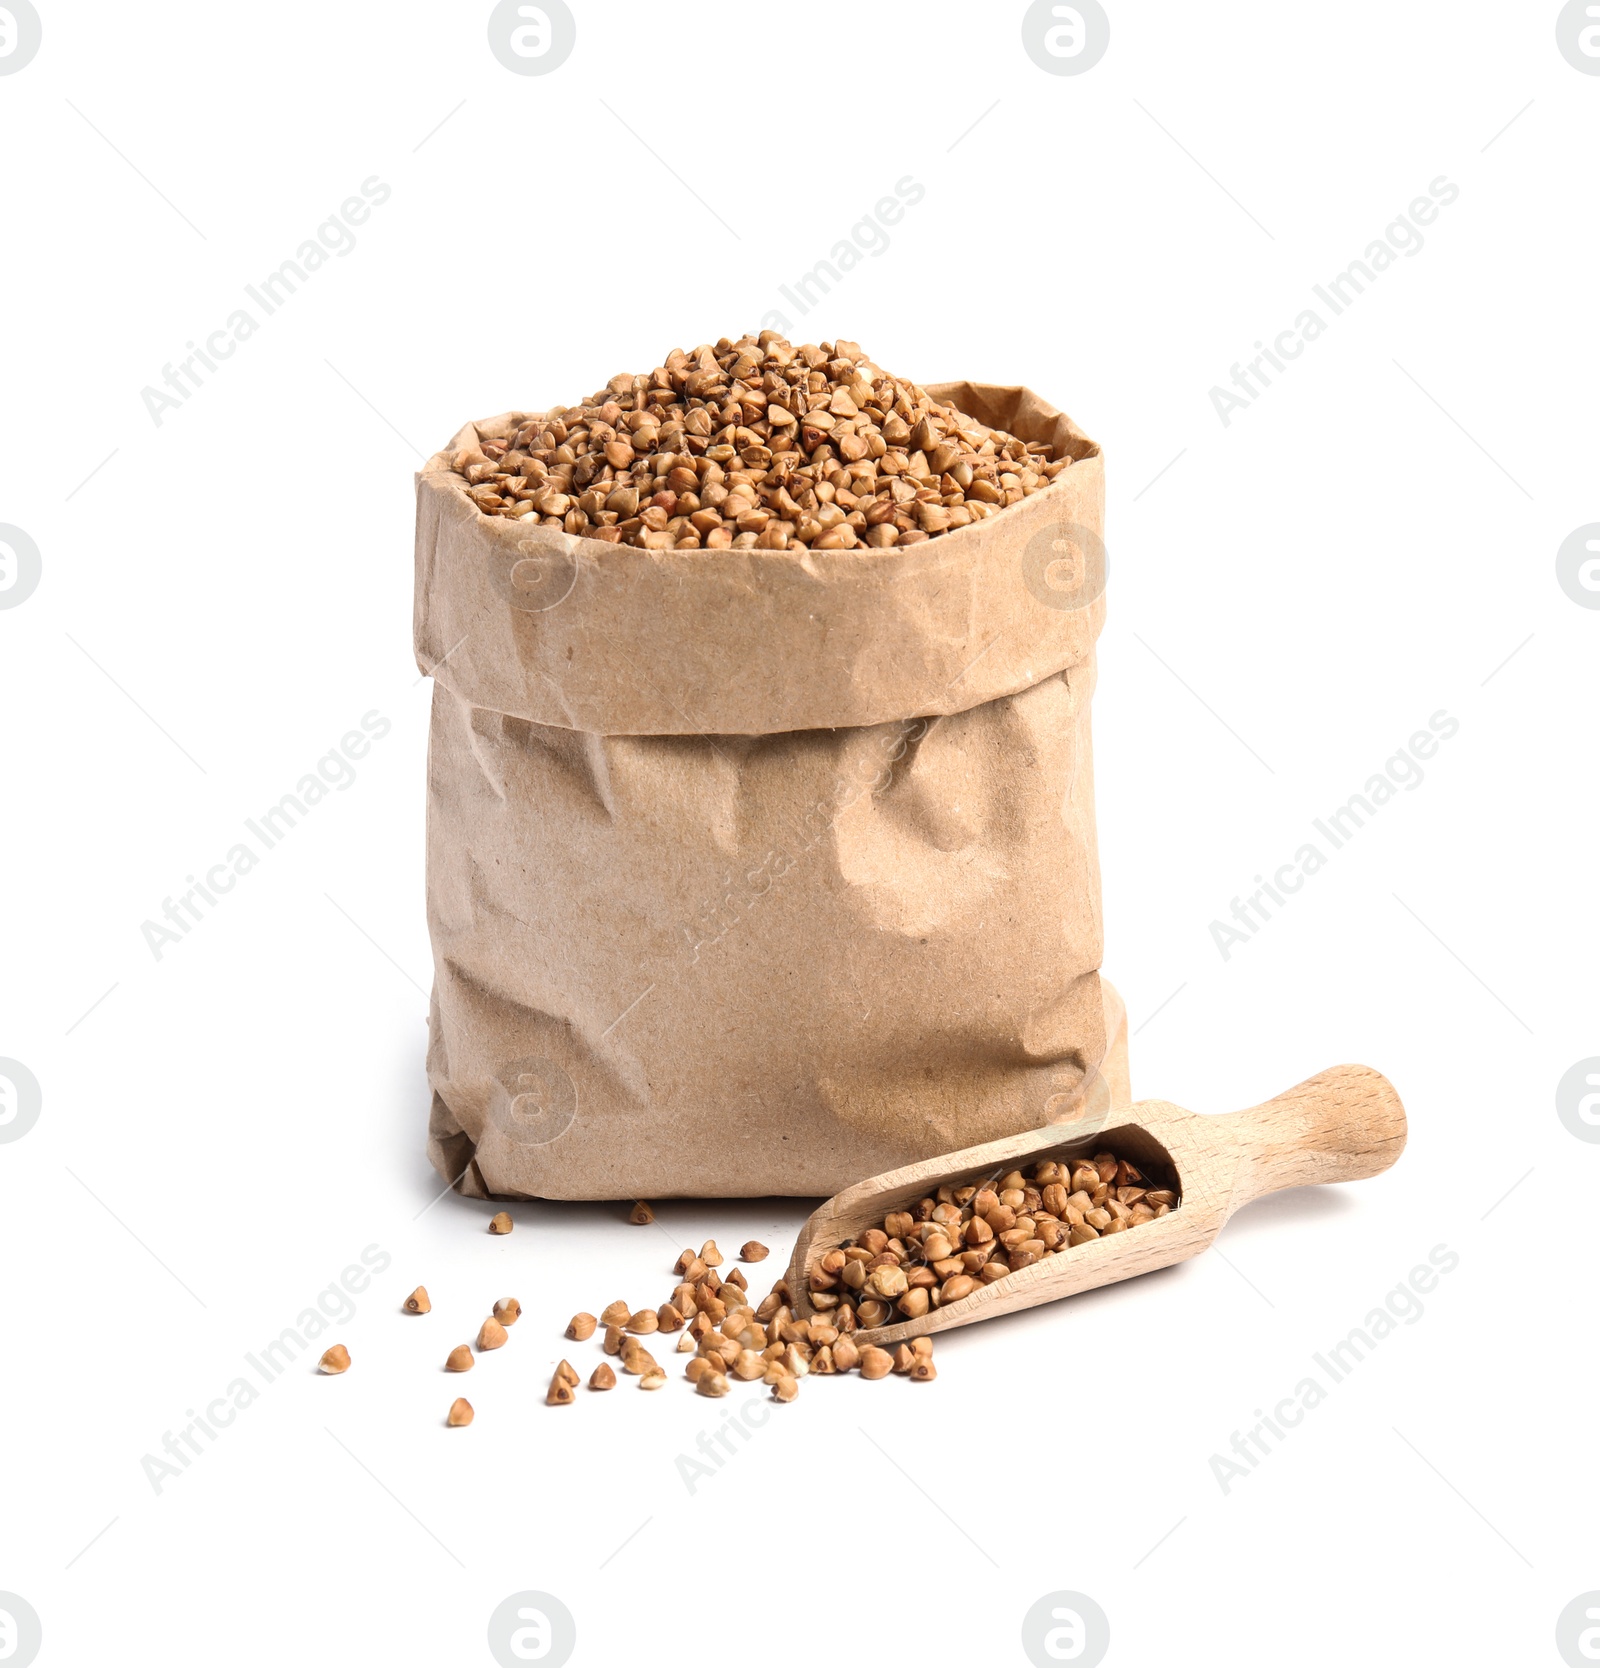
[416,382,1128,1198]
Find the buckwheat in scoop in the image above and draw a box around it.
[449,333,1071,552]
[811,1152,1178,1327]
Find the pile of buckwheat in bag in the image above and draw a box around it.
[447,332,1071,552]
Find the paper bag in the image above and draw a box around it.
[415,382,1127,1198]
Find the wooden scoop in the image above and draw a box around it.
[784,1064,1406,1348]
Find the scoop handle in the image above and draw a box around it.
[1219,1064,1406,1214]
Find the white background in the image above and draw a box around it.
[2,3,1596,1665]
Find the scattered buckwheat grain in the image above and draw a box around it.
[476,1318,508,1352]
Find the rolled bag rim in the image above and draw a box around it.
[414,381,1106,737]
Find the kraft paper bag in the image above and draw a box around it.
[415,381,1128,1199]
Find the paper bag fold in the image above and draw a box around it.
[418,383,1126,1198]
